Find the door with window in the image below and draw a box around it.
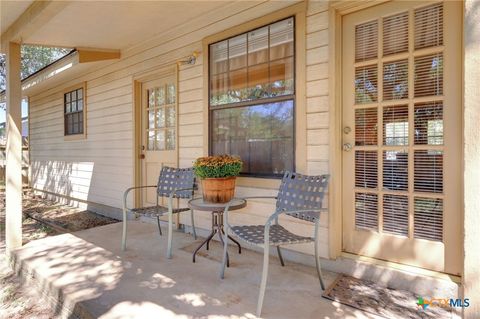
[141,76,177,207]
[342,1,462,274]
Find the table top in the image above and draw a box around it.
[188,198,247,212]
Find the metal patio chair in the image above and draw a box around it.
[220,171,330,317]
[121,166,197,259]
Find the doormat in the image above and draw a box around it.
[322,275,454,319]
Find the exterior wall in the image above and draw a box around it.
[29,0,331,258]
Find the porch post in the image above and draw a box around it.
[463,1,480,318]
[5,42,23,254]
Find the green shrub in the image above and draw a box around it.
[193,155,243,179]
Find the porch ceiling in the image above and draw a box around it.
[1,1,243,52]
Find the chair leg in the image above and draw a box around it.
[314,219,325,290]
[190,209,197,240]
[276,246,285,267]
[167,204,173,259]
[257,244,270,317]
[156,216,162,236]
[121,208,127,251]
[220,225,229,279]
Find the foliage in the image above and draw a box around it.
[0,45,71,92]
[193,154,243,179]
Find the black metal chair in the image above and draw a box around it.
[220,171,330,316]
[121,166,197,258]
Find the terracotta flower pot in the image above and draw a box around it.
[201,177,236,203]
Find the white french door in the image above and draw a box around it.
[342,1,462,275]
[141,76,178,207]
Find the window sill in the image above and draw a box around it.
[64,133,86,141]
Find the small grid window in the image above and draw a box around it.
[64,87,84,136]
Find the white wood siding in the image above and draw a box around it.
[29,0,331,258]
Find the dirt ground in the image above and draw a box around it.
[0,192,119,318]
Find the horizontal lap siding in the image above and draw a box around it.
[29,0,331,258]
[29,76,134,208]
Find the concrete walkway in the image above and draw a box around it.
[11,222,379,319]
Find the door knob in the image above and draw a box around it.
[140,154,145,159]
[343,126,351,134]
[343,143,352,152]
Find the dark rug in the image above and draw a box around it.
[322,275,455,319]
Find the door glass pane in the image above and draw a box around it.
[355,20,378,62]
[355,151,378,188]
[414,150,443,193]
[148,109,155,129]
[383,105,408,146]
[166,106,175,127]
[355,65,378,104]
[414,102,443,145]
[166,84,175,104]
[415,3,443,50]
[156,87,165,106]
[355,108,377,146]
[355,192,378,231]
[414,53,443,97]
[383,150,408,191]
[383,195,409,237]
[383,12,409,56]
[383,60,408,100]
[147,130,155,150]
[166,129,175,150]
[149,90,155,107]
[156,130,165,150]
[156,107,165,128]
[414,197,443,241]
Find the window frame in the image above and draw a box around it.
[207,16,297,178]
[63,82,87,140]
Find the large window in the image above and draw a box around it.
[64,86,85,136]
[209,17,295,177]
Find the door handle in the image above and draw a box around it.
[343,143,352,152]
[140,154,145,159]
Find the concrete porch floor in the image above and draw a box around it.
[11,221,380,319]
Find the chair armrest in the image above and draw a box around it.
[262,208,327,246]
[265,208,328,226]
[240,196,277,200]
[168,187,195,199]
[123,185,156,211]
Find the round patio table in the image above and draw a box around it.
[188,197,246,267]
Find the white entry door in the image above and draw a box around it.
[141,76,178,207]
[342,1,462,275]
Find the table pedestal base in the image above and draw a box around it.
[192,210,241,267]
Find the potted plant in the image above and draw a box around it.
[193,154,243,203]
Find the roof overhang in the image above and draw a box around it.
[0,48,119,102]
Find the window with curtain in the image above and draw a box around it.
[209,17,295,177]
[64,86,85,136]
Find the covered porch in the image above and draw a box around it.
[2,0,480,318]
[11,221,366,319]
